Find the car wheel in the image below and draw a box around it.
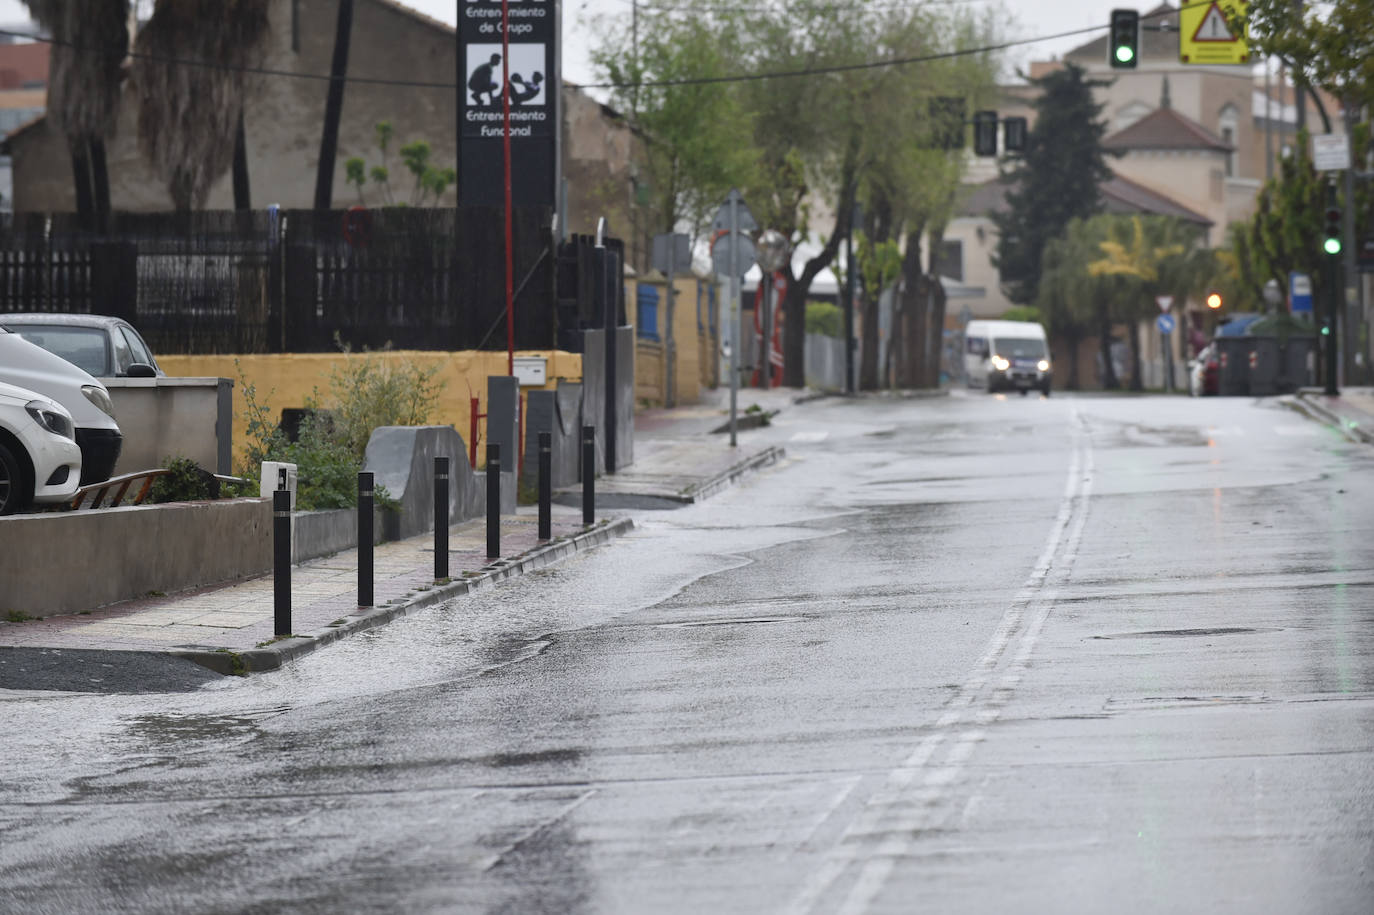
[0,441,30,516]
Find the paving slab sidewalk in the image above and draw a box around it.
[0,400,791,675]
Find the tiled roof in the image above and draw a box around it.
[1065,3,1181,62]
[1101,173,1212,225]
[1102,106,1232,151]
[958,172,1211,227]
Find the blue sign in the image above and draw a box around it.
[1157,314,1176,335]
[1290,271,1313,313]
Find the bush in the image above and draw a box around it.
[806,301,844,338]
[324,344,444,459]
[235,348,444,510]
[149,456,219,503]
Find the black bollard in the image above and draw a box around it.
[582,424,595,526]
[538,431,552,540]
[273,488,291,636]
[434,457,449,580]
[358,471,373,606]
[487,443,501,559]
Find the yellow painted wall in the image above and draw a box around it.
[160,350,582,472]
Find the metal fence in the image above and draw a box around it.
[0,207,564,354]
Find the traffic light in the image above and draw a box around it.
[1003,117,1027,153]
[1206,291,1223,310]
[1323,204,1342,256]
[1110,9,1140,69]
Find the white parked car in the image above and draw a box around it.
[0,313,163,378]
[0,380,82,514]
[0,328,122,484]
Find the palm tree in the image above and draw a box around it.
[24,0,129,225]
[132,0,270,210]
[1090,214,1207,390]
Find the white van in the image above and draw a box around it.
[0,328,122,483]
[964,319,1052,396]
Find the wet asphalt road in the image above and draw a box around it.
[1,391,1372,914]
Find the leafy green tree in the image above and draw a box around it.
[1241,0,1374,127]
[591,15,758,242]
[993,63,1115,306]
[1246,129,1329,303]
[1036,215,1117,390]
[1089,214,1208,390]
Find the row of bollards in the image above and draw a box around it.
[274,427,599,637]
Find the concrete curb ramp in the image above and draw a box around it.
[173,517,635,675]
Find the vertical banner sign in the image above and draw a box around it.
[458,0,560,206]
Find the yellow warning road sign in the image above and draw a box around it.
[1179,0,1250,65]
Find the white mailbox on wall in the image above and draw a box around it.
[260,461,298,510]
[513,356,547,387]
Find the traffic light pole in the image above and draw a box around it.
[1325,253,1340,397]
[1323,177,1340,396]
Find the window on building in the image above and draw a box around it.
[935,239,963,282]
[1218,104,1239,177]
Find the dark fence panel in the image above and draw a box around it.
[0,207,564,354]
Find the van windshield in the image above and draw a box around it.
[993,337,1046,359]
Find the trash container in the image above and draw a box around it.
[1277,337,1317,392]
[1248,337,1281,396]
[1215,337,1253,396]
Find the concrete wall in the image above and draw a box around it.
[521,382,583,490]
[630,275,707,407]
[363,424,509,541]
[158,350,581,473]
[0,498,271,616]
[106,377,232,476]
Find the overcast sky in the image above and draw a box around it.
[0,0,1121,90]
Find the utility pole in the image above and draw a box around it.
[843,202,859,394]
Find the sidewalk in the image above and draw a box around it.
[0,396,793,675]
[1291,386,1374,444]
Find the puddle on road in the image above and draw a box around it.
[122,705,292,741]
[1092,627,1278,639]
[656,615,804,629]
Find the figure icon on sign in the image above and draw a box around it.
[509,71,543,105]
[469,53,501,105]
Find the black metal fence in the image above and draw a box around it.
[0,207,569,354]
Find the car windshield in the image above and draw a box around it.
[993,337,1046,359]
[6,325,109,376]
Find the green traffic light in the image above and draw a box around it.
[1324,237,1342,255]
[1115,46,1134,63]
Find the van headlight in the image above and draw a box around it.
[26,401,74,439]
[1037,359,1050,372]
[991,355,1010,371]
[81,384,116,418]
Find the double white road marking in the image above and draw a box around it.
[789,409,1096,914]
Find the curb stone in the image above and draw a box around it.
[1286,394,1374,445]
[683,446,786,503]
[170,517,636,675]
